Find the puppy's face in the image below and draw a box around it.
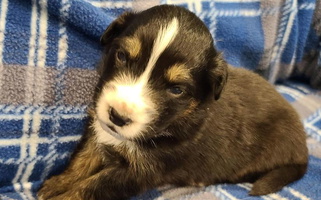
[94,5,227,145]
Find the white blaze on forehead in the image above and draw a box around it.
[139,17,179,83]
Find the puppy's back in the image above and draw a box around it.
[206,66,308,195]
[223,66,307,148]
[225,66,304,125]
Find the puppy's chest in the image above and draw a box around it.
[106,143,157,169]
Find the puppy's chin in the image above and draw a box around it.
[92,118,123,146]
[98,119,128,141]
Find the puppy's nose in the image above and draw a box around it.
[109,107,132,127]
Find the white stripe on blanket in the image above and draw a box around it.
[12,107,34,199]
[38,0,48,68]
[0,135,80,147]
[89,1,133,8]
[285,187,311,200]
[0,0,8,102]
[28,0,38,67]
[0,0,8,66]
[40,0,71,181]
[270,0,298,82]
[21,109,43,185]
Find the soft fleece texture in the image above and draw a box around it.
[0,0,320,199]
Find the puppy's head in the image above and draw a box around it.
[94,5,227,145]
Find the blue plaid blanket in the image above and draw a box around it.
[0,0,320,199]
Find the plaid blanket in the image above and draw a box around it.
[0,0,320,199]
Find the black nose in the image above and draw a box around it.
[109,107,132,127]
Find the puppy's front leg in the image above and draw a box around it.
[38,135,103,200]
[48,165,143,200]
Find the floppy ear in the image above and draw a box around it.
[209,53,228,100]
[100,12,136,46]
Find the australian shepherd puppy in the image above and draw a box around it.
[38,5,308,200]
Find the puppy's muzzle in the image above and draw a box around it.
[109,107,132,127]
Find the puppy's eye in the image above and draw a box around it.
[168,86,184,96]
[116,51,127,63]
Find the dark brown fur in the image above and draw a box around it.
[38,5,308,200]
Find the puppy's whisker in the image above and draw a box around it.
[147,125,157,134]
[150,139,157,148]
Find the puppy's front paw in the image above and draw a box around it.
[37,176,70,200]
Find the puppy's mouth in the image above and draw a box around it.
[98,119,127,141]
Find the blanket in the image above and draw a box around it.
[0,0,320,199]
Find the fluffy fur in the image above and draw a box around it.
[38,5,308,200]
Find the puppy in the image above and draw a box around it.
[38,5,308,200]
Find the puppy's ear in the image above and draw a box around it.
[100,12,136,46]
[209,53,228,100]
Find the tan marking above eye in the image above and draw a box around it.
[166,64,191,82]
[122,37,142,59]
